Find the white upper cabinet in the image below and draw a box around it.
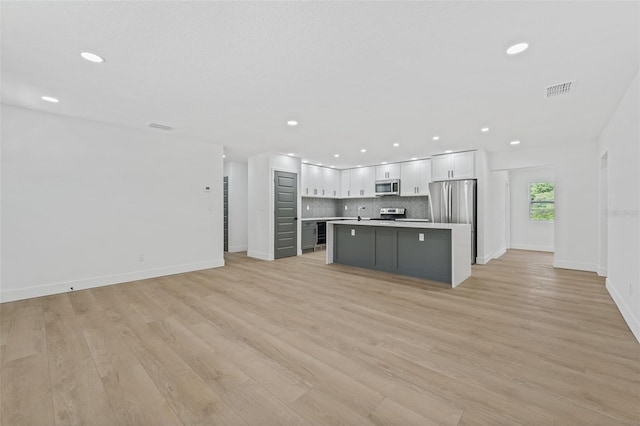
[375,163,400,180]
[340,169,351,197]
[301,164,314,196]
[301,164,340,198]
[431,151,475,181]
[362,166,376,197]
[340,166,376,198]
[400,159,431,196]
[321,167,340,197]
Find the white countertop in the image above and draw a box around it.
[302,217,431,222]
[328,220,470,230]
[301,217,358,221]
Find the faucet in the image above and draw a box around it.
[357,206,366,221]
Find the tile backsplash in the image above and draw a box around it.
[302,195,430,220]
[301,197,340,218]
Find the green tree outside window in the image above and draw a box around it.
[530,182,555,221]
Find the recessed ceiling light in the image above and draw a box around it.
[393,143,400,147]
[433,136,440,141]
[80,51,105,63]
[506,42,529,55]
[330,165,335,168]
[41,96,59,103]
[356,165,362,167]
[287,120,298,126]
[445,150,453,153]
[222,154,226,158]
[317,163,322,166]
[411,157,418,160]
[302,160,308,163]
[510,140,521,145]
[381,161,388,165]
[287,153,294,156]
[481,127,490,132]
[360,149,367,153]
[334,154,339,158]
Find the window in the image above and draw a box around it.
[529,182,555,221]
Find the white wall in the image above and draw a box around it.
[509,167,555,252]
[247,153,271,260]
[486,170,509,259]
[247,153,301,260]
[223,161,248,252]
[597,70,639,343]
[490,140,599,272]
[1,105,224,302]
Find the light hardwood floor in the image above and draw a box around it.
[1,249,639,425]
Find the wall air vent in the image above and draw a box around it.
[148,122,173,131]
[545,81,574,98]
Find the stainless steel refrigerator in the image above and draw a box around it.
[429,179,477,264]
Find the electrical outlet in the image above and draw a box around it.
[419,233,424,241]
[351,229,356,236]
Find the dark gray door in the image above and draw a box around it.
[223,176,228,252]
[274,171,298,259]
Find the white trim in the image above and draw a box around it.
[606,278,640,345]
[475,247,507,265]
[247,250,272,261]
[227,245,248,253]
[493,247,507,259]
[597,267,608,277]
[552,259,597,272]
[510,244,554,252]
[0,259,225,303]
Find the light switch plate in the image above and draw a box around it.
[351,229,356,236]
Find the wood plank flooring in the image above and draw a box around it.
[1,249,639,425]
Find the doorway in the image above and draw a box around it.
[274,170,298,259]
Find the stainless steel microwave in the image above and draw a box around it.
[375,179,400,196]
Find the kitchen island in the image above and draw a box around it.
[326,220,471,287]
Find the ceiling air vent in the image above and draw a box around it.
[545,81,574,98]
[148,122,173,131]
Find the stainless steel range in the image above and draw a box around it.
[369,207,406,221]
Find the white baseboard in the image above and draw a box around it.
[247,250,272,261]
[597,267,608,277]
[0,259,225,304]
[606,278,640,345]
[493,247,507,259]
[228,245,248,253]
[510,244,554,252]
[475,247,507,265]
[552,259,597,272]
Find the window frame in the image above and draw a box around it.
[529,181,555,223]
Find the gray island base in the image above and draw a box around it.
[326,220,472,287]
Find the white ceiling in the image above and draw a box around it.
[2,1,638,168]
